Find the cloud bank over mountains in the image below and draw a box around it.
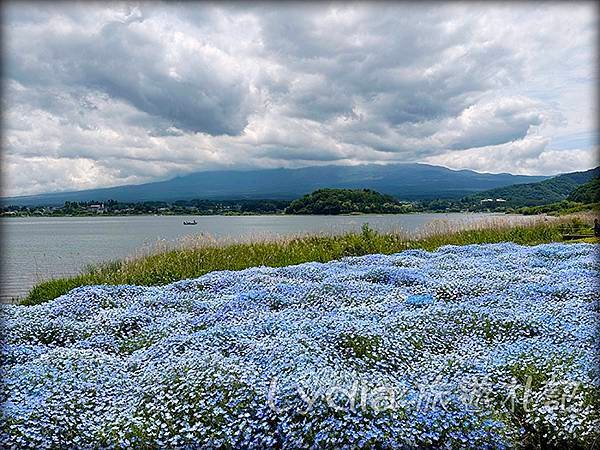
[2,2,597,196]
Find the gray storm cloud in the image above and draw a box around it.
[1,2,597,196]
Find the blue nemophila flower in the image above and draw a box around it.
[0,243,598,448]
[405,294,435,307]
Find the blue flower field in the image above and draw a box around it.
[1,243,599,448]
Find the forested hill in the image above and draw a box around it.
[285,189,410,214]
[567,178,600,204]
[464,167,599,207]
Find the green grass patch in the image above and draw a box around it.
[21,216,594,306]
[337,332,383,359]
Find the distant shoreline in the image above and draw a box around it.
[0,210,503,218]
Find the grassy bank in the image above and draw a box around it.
[22,215,598,306]
[515,200,599,216]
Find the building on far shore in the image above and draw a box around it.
[480,198,507,205]
[88,203,105,213]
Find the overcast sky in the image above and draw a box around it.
[2,1,598,196]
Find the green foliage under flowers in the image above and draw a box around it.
[337,333,383,360]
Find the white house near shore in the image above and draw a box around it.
[88,204,105,213]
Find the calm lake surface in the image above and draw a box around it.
[1,213,533,302]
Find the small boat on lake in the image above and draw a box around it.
[183,220,197,225]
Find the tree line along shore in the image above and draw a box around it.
[2,182,599,218]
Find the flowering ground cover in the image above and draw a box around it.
[1,242,599,448]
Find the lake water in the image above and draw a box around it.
[0,213,534,302]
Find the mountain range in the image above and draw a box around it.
[2,164,550,206]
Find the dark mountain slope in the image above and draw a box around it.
[3,163,548,206]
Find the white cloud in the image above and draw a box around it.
[1,2,597,196]
[424,137,598,176]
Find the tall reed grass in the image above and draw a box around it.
[21,214,597,305]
